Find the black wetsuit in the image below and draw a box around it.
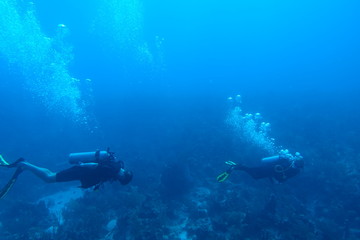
[236,158,301,183]
[56,161,123,188]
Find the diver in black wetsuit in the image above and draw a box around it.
[4,149,133,190]
[217,150,304,183]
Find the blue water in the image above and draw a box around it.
[0,0,359,239]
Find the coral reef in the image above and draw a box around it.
[1,96,359,240]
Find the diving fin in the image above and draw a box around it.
[0,168,23,199]
[0,157,25,168]
[0,155,10,166]
[216,161,238,182]
[217,171,231,182]
[0,156,25,168]
[225,161,237,167]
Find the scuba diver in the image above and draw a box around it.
[0,149,133,199]
[217,150,304,183]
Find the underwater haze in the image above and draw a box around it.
[0,0,359,239]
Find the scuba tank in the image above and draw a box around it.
[261,150,292,163]
[69,150,112,164]
[261,150,303,164]
[261,155,280,163]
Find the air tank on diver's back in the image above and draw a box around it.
[261,150,303,163]
[69,151,111,164]
[261,155,281,163]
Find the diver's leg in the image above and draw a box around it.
[17,162,56,183]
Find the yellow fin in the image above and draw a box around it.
[217,171,230,182]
